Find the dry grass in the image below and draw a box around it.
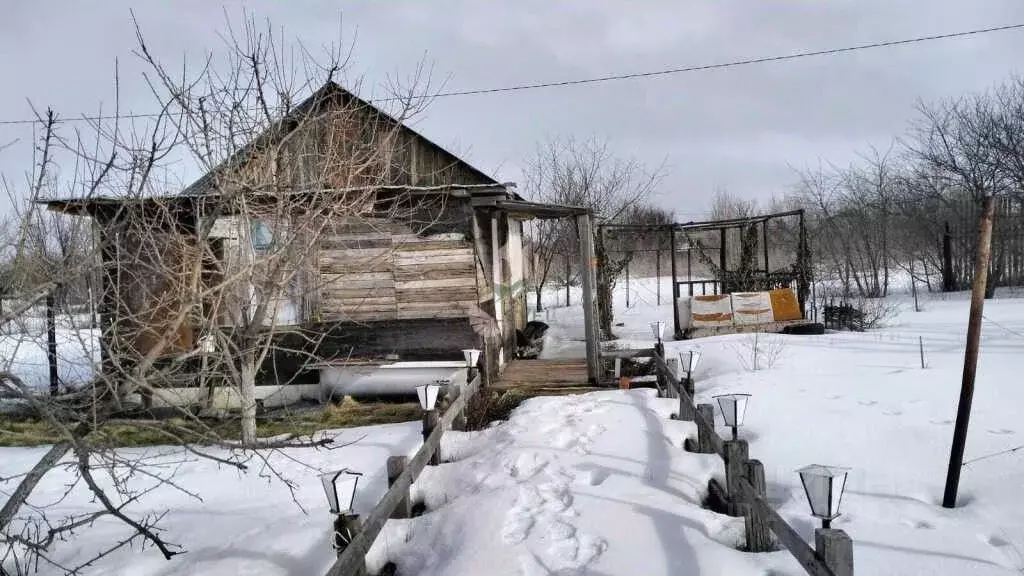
[0,398,422,448]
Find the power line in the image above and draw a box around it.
[1,21,1023,127]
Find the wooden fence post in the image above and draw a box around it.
[743,460,773,552]
[816,529,854,576]
[423,411,440,465]
[387,456,412,519]
[724,439,749,509]
[666,357,680,400]
[683,404,716,453]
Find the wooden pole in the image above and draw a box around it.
[744,460,773,552]
[910,258,920,312]
[656,247,662,306]
[565,253,571,307]
[386,456,412,519]
[724,439,749,505]
[943,195,996,508]
[696,403,717,453]
[816,529,854,576]
[423,411,440,466]
[762,220,770,274]
[919,336,926,370]
[46,290,58,397]
[719,228,728,289]
[670,227,680,338]
[687,246,693,296]
[943,222,955,292]
[625,257,631,309]
[666,357,679,400]
[577,214,601,385]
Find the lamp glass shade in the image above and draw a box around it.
[681,350,702,373]
[320,471,340,514]
[416,383,441,410]
[334,470,361,515]
[321,469,362,515]
[797,464,850,520]
[650,321,665,340]
[462,349,481,367]
[713,393,751,427]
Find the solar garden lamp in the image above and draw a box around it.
[714,393,751,440]
[797,464,850,530]
[416,381,442,412]
[462,348,481,383]
[417,380,447,464]
[679,350,702,396]
[651,320,666,357]
[320,469,363,553]
[650,321,665,345]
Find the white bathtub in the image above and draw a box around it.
[319,361,467,398]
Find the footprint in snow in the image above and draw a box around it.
[987,428,1015,436]
[986,535,1012,548]
[505,452,550,481]
[930,419,954,426]
[901,519,935,530]
[882,410,903,416]
[572,466,610,487]
[858,400,878,407]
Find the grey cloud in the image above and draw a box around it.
[2,0,1024,213]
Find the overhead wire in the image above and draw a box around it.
[0,21,1022,126]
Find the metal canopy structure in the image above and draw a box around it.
[599,209,809,339]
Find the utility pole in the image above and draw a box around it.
[943,195,996,508]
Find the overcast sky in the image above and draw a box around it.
[2,0,1024,216]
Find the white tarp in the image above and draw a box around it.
[690,295,733,327]
[732,292,774,325]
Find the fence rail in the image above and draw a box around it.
[325,371,481,576]
[649,347,849,576]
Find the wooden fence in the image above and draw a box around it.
[649,346,853,576]
[324,371,481,576]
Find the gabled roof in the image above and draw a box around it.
[181,81,500,196]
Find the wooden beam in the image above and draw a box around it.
[738,479,837,576]
[577,213,600,385]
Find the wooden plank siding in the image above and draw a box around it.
[317,219,480,323]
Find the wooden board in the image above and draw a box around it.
[493,359,591,391]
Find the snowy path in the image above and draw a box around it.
[375,390,801,575]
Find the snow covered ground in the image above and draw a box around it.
[0,423,422,575]
[4,277,1024,574]
[370,278,1024,575]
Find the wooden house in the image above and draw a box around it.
[44,82,595,393]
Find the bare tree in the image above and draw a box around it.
[0,12,439,573]
[523,136,663,336]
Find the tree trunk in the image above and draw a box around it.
[239,349,258,445]
[535,285,543,312]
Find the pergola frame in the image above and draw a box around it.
[599,209,809,339]
[471,197,602,384]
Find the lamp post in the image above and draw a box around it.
[797,464,850,529]
[714,393,750,440]
[462,348,481,384]
[417,380,444,465]
[651,320,665,356]
[320,469,363,554]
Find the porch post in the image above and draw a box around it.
[577,213,600,385]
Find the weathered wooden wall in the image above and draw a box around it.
[318,216,481,323]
